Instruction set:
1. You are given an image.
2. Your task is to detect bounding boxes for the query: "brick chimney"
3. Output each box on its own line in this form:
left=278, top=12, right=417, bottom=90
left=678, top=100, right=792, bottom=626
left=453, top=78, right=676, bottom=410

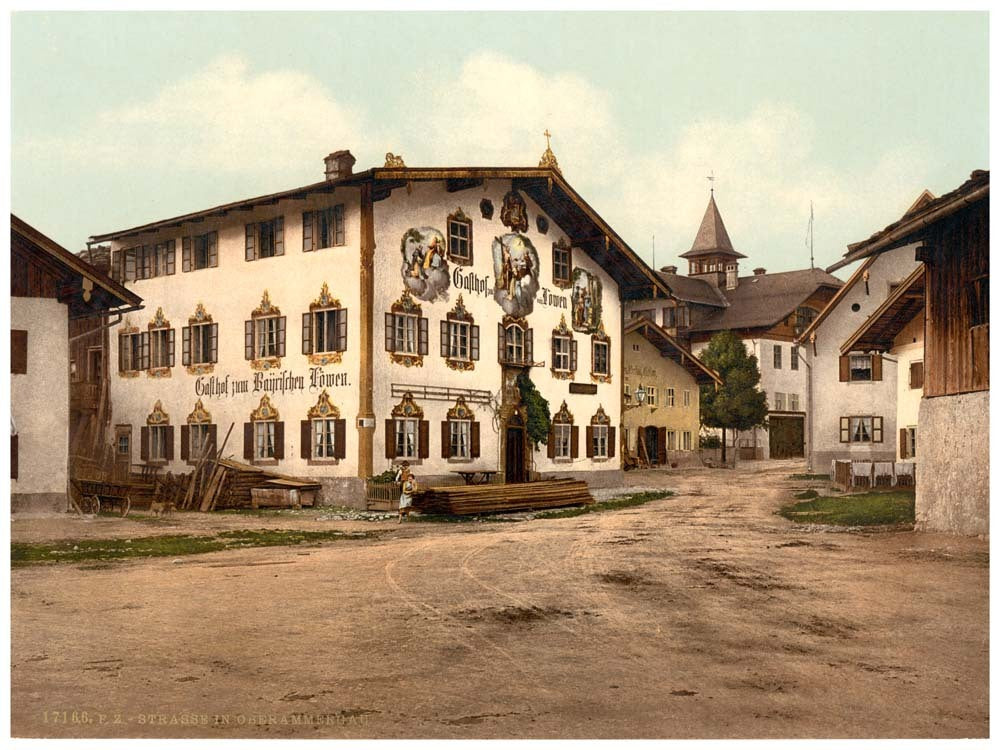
left=324, top=150, right=356, bottom=181
left=753, top=267, right=767, bottom=275
left=660, top=265, right=678, bottom=274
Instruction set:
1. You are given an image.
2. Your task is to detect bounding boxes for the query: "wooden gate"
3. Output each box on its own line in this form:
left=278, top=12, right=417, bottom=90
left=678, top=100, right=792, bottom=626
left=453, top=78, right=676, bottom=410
left=769, top=416, right=804, bottom=459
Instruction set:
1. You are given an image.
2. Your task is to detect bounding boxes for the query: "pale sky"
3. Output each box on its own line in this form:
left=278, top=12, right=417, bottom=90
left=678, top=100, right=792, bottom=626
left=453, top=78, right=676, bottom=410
left=10, top=11, right=989, bottom=274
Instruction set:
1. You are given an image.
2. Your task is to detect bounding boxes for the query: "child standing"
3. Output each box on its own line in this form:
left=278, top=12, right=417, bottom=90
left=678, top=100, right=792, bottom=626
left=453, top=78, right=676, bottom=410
left=395, top=461, right=416, bottom=523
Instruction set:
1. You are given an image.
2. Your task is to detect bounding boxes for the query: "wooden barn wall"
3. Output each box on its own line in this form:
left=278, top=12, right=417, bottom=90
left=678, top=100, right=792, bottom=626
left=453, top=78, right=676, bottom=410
left=924, top=199, right=989, bottom=397
left=10, top=236, right=63, bottom=299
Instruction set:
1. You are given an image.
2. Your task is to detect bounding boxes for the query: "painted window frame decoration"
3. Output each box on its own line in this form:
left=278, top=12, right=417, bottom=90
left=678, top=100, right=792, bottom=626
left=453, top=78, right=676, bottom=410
left=246, top=394, right=283, bottom=464
left=590, top=322, right=612, bottom=384
left=446, top=208, right=473, bottom=266
left=498, top=315, right=533, bottom=368
left=118, top=317, right=146, bottom=377
left=550, top=314, right=578, bottom=380
left=182, top=302, right=218, bottom=376
left=548, top=400, right=577, bottom=462
left=182, top=230, right=218, bottom=272
left=147, top=307, right=175, bottom=378
left=552, top=237, right=573, bottom=289
left=571, top=267, right=603, bottom=334
left=303, top=282, right=348, bottom=366
left=839, top=415, right=884, bottom=444
left=442, top=396, right=480, bottom=463
left=245, top=290, right=287, bottom=371
left=142, top=400, right=173, bottom=465
left=182, top=398, right=216, bottom=464
left=492, top=233, right=541, bottom=318
left=302, top=389, right=346, bottom=463
left=586, top=405, right=615, bottom=461
left=440, top=295, right=480, bottom=371
left=386, top=391, right=429, bottom=462
left=385, top=290, right=428, bottom=367
left=400, top=226, right=450, bottom=302
left=302, top=205, right=346, bottom=252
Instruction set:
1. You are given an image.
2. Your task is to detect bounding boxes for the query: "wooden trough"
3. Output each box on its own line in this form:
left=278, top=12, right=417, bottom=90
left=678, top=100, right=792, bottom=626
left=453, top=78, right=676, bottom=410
left=416, top=479, right=594, bottom=516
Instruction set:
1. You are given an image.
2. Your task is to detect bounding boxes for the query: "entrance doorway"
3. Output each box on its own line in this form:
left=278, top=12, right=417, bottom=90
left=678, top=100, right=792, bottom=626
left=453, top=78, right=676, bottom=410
left=113, top=425, right=132, bottom=480
left=769, top=416, right=805, bottom=458
left=505, top=415, right=526, bottom=484
left=642, top=426, right=659, bottom=465
left=88, top=347, right=103, bottom=384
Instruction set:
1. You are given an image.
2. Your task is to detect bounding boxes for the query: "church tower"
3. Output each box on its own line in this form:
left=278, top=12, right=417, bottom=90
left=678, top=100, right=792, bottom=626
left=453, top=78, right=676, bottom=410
left=680, top=192, right=746, bottom=290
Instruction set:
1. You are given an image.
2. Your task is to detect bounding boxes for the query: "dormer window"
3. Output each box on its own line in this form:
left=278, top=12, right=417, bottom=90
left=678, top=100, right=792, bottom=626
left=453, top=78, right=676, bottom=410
left=726, top=263, right=738, bottom=289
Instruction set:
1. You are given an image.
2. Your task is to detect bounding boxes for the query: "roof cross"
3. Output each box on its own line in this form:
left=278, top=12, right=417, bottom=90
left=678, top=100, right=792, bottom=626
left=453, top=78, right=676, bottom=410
left=544, top=129, right=552, bottom=149
left=706, top=170, right=715, bottom=195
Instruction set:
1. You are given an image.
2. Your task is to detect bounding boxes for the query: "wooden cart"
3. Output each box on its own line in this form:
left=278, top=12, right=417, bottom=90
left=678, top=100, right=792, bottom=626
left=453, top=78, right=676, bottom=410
left=70, top=477, right=135, bottom=517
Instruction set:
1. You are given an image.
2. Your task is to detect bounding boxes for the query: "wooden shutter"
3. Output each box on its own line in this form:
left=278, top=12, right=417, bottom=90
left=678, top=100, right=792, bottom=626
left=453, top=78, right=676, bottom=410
left=276, top=317, right=286, bottom=357
left=167, top=328, right=176, bottom=367
left=471, top=422, right=480, bottom=458
left=111, top=250, right=121, bottom=281
left=336, top=309, right=347, bottom=351
left=165, top=241, right=176, bottom=275
left=571, top=426, right=580, bottom=459
left=302, top=313, right=313, bottom=355
left=872, top=354, right=883, bottom=381
left=182, top=237, right=192, bottom=272
left=441, top=320, right=449, bottom=358
left=245, top=321, right=254, bottom=359
left=208, top=424, right=217, bottom=454
left=899, top=429, right=908, bottom=459
left=910, top=361, right=924, bottom=389
left=182, top=326, right=191, bottom=366
left=498, top=322, right=505, bottom=363
left=657, top=427, right=667, bottom=464
left=525, top=328, right=533, bottom=364
left=118, top=334, right=125, bottom=374
left=165, top=426, right=175, bottom=460
left=11, top=330, right=27, bottom=374
left=551, top=337, right=558, bottom=368
left=210, top=323, right=218, bottom=362
left=124, top=248, right=136, bottom=281
left=570, top=339, right=578, bottom=372
left=839, top=355, right=850, bottom=382
left=441, top=421, right=450, bottom=458
left=244, top=422, right=254, bottom=459
left=839, top=417, right=850, bottom=443
left=302, top=211, right=314, bottom=251
left=274, top=422, right=285, bottom=459
left=418, top=317, right=428, bottom=356
left=585, top=426, right=594, bottom=458
left=418, top=420, right=429, bottom=459
left=547, top=427, right=555, bottom=459
left=385, top=420, right=395, bottom=459
left=385, top=313, right=395, bottom=351
left=11, top=434, right=17, bottom=480
left=334, top=419, right=346, bottom=460
left=872, top=417, right=883, bottom=443
left=140, top=426, right=149, bottom=461
left=140, top=332, right=150, bottom=370
left=301, top=420, right=312, bottom=460
left=608, top=427, right=616, bottom=458
left=274, top=216, right=285, bottom=256
left=245, top=223, right=256, bottom=261
left=470, top=325, right=480, bottom=361
left=208, top=232, right=218, bottom=267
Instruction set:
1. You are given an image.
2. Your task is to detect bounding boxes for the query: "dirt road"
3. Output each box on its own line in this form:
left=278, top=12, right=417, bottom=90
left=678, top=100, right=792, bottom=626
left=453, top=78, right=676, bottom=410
left=11, top=463, right=988, bottom=738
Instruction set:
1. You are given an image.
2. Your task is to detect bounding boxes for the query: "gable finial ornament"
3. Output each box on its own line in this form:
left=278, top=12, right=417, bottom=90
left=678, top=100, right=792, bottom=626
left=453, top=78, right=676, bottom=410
left=384, top=152, right=406, bottom=168
left=190, top=302, right=211, bottom=324
left=307, top=389, right=341, bottom=419
left=147, top=400, right=170, bottom=425
left=311, top=282, right=341, bottom=310
left=447, top=396, right=475, bottom=421
left=149, top=306, right=170, bottom=329
left=591, top=404, right=611, bottom=425
left=553, top=400, right=574, bottom=424
left=538, top=128, right=562, bottom=174
left=187, top=398, right=212, bottom=425
left=251, top=394, right=279, bottom=422
left=252, top=289, right=280, bottom=318
left=391, top=391, right=424, bottom=419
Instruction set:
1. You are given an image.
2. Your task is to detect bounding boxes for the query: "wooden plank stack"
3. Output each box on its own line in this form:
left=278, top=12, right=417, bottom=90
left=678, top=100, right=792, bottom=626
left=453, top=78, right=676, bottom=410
left=416, top=479, right=594, bottom=516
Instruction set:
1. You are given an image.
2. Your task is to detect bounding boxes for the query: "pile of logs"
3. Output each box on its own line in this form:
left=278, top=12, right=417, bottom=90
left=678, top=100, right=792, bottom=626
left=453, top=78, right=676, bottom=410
left=416, top=479, right=594, bottom=516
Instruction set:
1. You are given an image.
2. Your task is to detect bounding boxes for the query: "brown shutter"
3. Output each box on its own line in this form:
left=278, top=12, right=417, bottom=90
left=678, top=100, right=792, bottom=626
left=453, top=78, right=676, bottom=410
left=385, top=420, right=395, bottom=459
left=167, top=328, right=176, bottom=368
left=111, top=250, right=122, bottom=281
left=525, top=328, right=533, bottom=364
left=585, top=426, right=594, bottom=458
left=165, top=241, right=176, bottom=275
left=441, top=320, right=449, bottom=358
left=840, top=417, right=850, bottom=443
left=301, top=420, right=312, bottom=460
left=336, top=309, right=348, bottom=352
left=872, top=354, right=883, bottom=381
left=273, top=422, right=285, bottom=459
left=498, top=322, right=505, bottom=363
left=334, top=419, right=346, bottom=460
left=441, top=421, right=450, bottom=458
left=276, top=317, right=286, bottom=358
left=140, top=426, right=150, bottom=461
left=245, top=223, right=256, bottom=261
left=181, top=425, right=190, bottom=461
left=302, top=313, right=312, bottom=355
left=570, top=339, right=578, bottom=372
left=208, top=424, right=217, bottom=454
left=547, top=426, right=555, bottom=459
left=274, top=216, right=284, bottom=255
left=182, top=237, right=191, bottom=271
left=571, top=426, right=579, bottom=459
left=11, top=434, right=17, bottom=480
left=608, top=427, right=616, bottom=458
left=208, top=232, right=218, bottom=267
left=910, top=361, right=924, bottom=389
left=11, top=330, right=27, bottom=374
left=210, top=323, right=218, bottom=362
left=302, top=211, right=314, bottom=251
left=418, top=420, right=429, bottom=459
left=182, top=326, right=191, bottom=366
left=165, top=426, right=175, bottom=460
left=899, top=429, right=908, bottom=459
left=839, top=355, right=850, bottom=382
left=471, top=421, right=480, bottom=458
left=244, top=422, right=254, bottom=459
left=470, top=325, right=479, bottom=361
left=245, top=320, right=254, bottom=359
left=657, top=427, right=668, bottom=464
left=385, top=313, right=395, bottom=352
left=872, top=417, right=883, bottom=443
left=418, top=317, right=428, bottom=356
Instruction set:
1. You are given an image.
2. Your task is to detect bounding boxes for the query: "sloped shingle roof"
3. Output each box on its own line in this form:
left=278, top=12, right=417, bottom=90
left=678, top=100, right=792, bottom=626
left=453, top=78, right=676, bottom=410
left=679, top=195, right=747, bottom=259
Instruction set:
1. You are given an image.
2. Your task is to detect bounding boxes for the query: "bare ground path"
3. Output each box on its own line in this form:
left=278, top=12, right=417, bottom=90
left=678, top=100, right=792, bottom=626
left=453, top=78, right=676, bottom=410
left=11, top=462, right=988, bottom=738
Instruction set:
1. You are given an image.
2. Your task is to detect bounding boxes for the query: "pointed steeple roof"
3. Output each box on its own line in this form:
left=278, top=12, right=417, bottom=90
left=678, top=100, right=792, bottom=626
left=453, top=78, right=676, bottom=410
left=679, top=194, right=747, bottom=259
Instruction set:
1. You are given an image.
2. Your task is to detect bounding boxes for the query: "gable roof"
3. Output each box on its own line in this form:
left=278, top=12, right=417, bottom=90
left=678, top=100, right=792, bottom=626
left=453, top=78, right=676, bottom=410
left=839, top=265, right=925, bottom=355
left=656, top=270, right=728, bottom=307
left=794, top=255, right=878, bottom=344
left=11, top=214, right=142, bottom=319
left=679, top=194, right=747, bottom=259
left=89, top=165, right=672, bottom=302
left=624, top=318, right=722, bottom=386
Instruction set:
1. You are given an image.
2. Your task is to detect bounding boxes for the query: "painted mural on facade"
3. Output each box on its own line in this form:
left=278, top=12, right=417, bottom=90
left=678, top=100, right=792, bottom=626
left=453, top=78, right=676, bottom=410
left=400, top=226, right=450, bottom=302
left=572, top=267, right=603, bottom=333
left=492, top=232, right=540, bottom=318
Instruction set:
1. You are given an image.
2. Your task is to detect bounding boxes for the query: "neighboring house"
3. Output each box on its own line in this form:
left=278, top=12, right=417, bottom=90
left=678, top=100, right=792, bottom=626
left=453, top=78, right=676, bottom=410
left=826, top=170, right=988, bottom=536
left=625, top=191, right=842, bottom=459
left=10, top=216, right=142, bottom=512
left=622, top=317, right=722, bottom=466
left=89, top=149, right=670, bottom=507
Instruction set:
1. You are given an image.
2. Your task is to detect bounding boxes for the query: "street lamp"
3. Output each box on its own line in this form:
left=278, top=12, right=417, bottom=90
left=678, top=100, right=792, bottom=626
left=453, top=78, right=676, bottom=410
left=625, top=384, right=648, bottom=411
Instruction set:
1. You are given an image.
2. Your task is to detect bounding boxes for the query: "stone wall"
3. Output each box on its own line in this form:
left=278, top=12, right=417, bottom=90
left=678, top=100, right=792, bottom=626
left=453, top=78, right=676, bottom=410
left=916, top=391, right=989, bottom=536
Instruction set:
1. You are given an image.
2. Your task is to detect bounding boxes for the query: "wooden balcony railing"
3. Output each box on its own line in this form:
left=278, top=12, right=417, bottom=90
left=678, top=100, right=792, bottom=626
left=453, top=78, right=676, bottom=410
left=70, top=381, right=100, bottom=411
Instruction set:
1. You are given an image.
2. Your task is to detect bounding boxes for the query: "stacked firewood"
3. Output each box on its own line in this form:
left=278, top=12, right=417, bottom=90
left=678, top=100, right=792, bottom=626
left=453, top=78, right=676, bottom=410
left=417, top=479, right=594, bottom=516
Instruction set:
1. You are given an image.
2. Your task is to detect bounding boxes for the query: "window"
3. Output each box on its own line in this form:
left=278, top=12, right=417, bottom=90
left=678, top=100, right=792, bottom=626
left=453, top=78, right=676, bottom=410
left=909, top=360, right=924, bottom=390
left=190, top=423, right=212, bottom=458
left=256, top=317, right=281, bottom=358
left=149, top=328, right=171, bottom=369
left=149, top=425, right=170, bottom=462
left=666, top=388, right=675, bottom=407
left=849, top=354, right=872, bottom=381
left=682, top=431, right=692, bottom=450
left=245, top=395, right=284, bottom=463
left=308, top=308, right=348, bottom=354
left=499, top=320, right=533, bottom=366
left=395, top=419, right=419, bottom=459
left=646, top=385, right=657, bottom=406
left=313, top=419, right=337, bottom=459
left=256, top=421, right=277, bottom=460
left=549, top=401, right=578, bottom=461
left=774, top=392, right=786, bottom=411
left=725, top=264, right=738, bottom=288
left=553, top=423, right=573, bottom=459
left=789, top=393, right=800, bottom=411
left=303, top=206, right=346, bottom=251
left=447, top=209, right=472, bottom=264
left=790, top=345, right=800, bottom=371
left=141, top=402, right=173, bottom=464
left=683, top=389, right=691, bottom=407
left=392, top=313, right=418, bottom=354
left=839, top=416, right=884, bottom=444
left=119, top=330, right=147, bottom=373
left=591, top=337, right=610, bottom=379
left=794, top=306, right=818, bottom=336
left=126, top=241, right=176, bottom=280
left=440, top=301, right=480, bottom=367
left=183, top=321, right=218, bottom=367
left=553, top=336, right=571, bottom=371
left=667, top=430, right=677, bottom=450
left=675, top=306, right=690, bottom=328
left=552, top=239, right=572, bottom=287
left=117, top=434, right=130, bottom=455
left=449, top=420, right=471, bottom=459
left=662, top=307, right=675, bottom=328
left=900, top=426, right=917, bottom=459
left=11, top=330, right=27, bottom=374
left=840, top=352, right=882, bottom=383
left=183, top=231, right=218, bottom=271
left=966, top=273, right=988, bottom=328
left=245, top=217, right=285, bottom=261
left=591, top=425, right=609, bottom=458
left=773, top=344, right=782, bottom=369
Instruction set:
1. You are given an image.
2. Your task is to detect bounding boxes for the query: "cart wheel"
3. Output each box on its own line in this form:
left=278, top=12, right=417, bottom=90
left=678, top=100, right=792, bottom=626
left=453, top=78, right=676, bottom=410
left=120, top=496, right=131, bottom=518
left=83, top=495, right=100, bottom=515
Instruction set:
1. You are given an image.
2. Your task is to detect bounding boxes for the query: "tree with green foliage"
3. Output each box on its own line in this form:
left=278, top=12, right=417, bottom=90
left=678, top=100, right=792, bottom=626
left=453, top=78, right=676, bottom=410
left=516, top=373, right=551, bottom=450
left=698, top=331, right=769, bottom=462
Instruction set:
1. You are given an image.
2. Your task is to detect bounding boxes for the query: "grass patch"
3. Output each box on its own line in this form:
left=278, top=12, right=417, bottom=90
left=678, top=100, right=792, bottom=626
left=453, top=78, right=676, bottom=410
left=793, top=489, right=819, bottom=500
left=778, top=490, right=914, bottom=526
left=788, top=473, right=830, bottom=481
left=536, top=491, right=673, bottom=519
left=11, top=529, right=379, bottom=567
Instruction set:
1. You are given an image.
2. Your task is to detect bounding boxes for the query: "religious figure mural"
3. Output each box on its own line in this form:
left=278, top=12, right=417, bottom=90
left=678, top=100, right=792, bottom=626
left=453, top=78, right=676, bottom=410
left=492, top=233, right=540, bottom=318
left=399, top=227, right=450, bottom=302
left=571, top=268, right=603, bottom=333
